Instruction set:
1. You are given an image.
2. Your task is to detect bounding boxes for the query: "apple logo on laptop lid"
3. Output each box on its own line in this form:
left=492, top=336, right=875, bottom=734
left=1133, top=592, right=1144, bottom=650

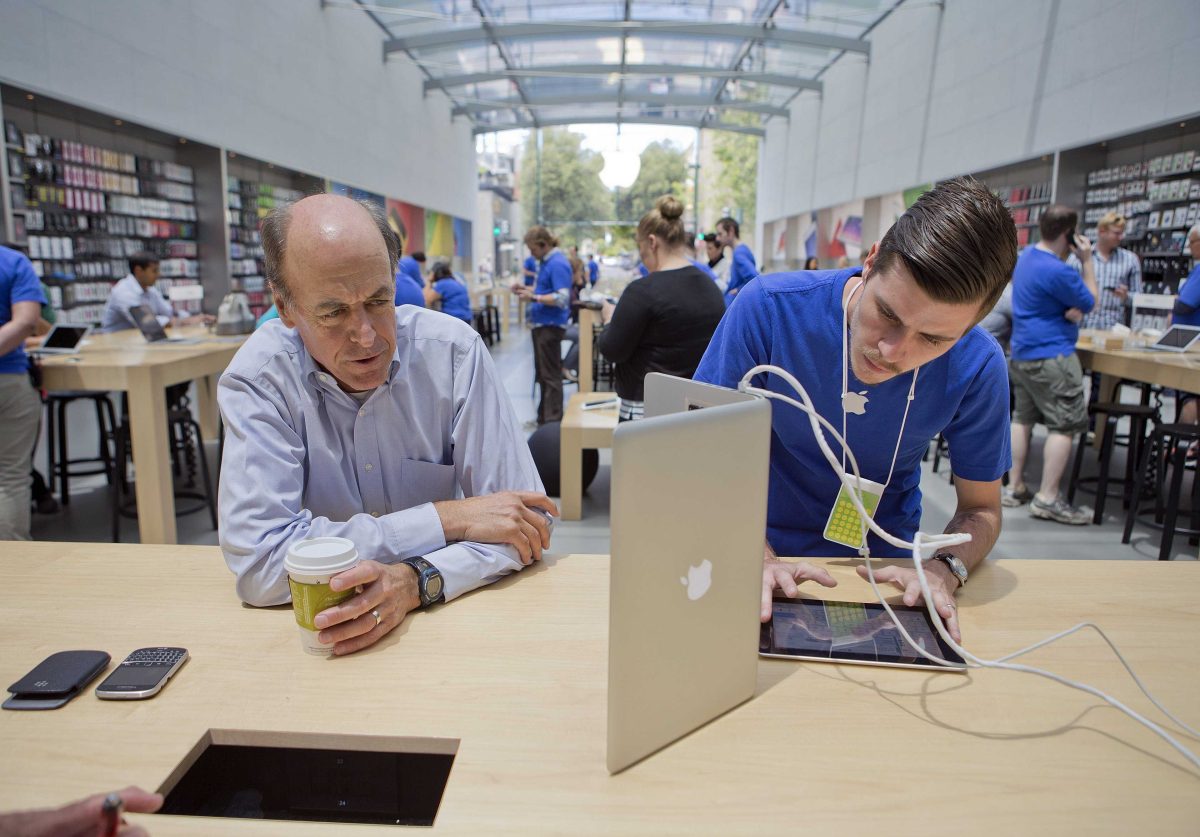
left=680, top=560, right=713, bottom=601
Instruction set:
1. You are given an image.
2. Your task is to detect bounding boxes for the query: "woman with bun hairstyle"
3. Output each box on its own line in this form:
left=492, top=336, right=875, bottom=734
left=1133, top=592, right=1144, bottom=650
left=515, top=226, right=573, bottom=425
left=596, top=196, right=726, bottom=421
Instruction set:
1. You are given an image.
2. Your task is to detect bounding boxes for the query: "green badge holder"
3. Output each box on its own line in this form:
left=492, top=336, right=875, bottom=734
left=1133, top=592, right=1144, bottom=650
left=823, top=475, right=885, bottom=548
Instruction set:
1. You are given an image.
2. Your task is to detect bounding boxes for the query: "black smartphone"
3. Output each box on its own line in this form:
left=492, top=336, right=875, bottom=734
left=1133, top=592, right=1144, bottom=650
left=95, top=647, right=188, bottom=700
left=1066, top=226, right=1077, bottom=247
left=4, top=650, right=111, bottom=710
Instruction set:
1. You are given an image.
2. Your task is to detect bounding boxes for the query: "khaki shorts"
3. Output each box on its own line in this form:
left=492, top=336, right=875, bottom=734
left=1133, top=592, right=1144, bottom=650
left=1009, top=353, right=1088, bottom=435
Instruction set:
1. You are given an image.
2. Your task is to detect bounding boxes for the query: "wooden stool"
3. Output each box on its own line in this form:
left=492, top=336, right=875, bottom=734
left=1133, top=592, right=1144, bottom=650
left=1067, top=401, right=1157, bottom=524
left=1121, top=423, right=1200, bottom=560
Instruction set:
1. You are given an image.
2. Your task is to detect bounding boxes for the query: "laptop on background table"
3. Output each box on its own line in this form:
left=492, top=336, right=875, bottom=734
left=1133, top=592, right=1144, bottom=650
left=29, top=323, right=90, bottom=356
left=129, top=305, right=193, bottom=344
left=607, top=377, right=771, bottom=773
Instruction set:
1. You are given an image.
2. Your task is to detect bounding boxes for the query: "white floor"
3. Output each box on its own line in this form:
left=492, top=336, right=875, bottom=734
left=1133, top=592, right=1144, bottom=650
left=32, top=319, right=1197, bottom=562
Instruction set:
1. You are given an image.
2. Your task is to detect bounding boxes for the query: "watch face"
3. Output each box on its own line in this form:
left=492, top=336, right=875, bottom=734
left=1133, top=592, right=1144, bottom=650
left=424, top=571, right=444, bottom=602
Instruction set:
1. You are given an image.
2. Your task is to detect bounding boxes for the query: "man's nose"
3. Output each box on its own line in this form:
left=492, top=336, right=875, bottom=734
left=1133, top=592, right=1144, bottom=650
left=348, top=308, right=377, bottom=344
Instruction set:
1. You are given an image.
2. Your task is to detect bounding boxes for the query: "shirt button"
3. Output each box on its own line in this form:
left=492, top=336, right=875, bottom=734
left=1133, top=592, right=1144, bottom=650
left=319, top=374, right=329, bottom=383
left=359, top=407, right=367, bottom=417
left=371, top=511, right=380, bottom=518
left=364, top=463, right=374, bottom=472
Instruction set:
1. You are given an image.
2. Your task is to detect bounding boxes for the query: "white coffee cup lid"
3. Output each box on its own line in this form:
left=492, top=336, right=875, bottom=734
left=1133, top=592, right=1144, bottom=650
left=284, top=536, right=359, bottom=575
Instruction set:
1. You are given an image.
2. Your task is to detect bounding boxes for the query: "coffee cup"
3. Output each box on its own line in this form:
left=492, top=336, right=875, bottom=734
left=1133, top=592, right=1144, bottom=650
left=284, top=537, right=360, bottom=655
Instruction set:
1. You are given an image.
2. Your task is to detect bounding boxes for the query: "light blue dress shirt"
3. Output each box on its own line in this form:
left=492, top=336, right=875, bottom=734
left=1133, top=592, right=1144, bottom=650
left=100, top=274, right=175, bottom=333
left=218, top=306, right=545, bottom=607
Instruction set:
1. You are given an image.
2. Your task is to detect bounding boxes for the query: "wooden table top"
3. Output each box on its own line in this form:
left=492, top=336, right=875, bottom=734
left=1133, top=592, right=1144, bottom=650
left=1, top=542, right=1197, bottom=835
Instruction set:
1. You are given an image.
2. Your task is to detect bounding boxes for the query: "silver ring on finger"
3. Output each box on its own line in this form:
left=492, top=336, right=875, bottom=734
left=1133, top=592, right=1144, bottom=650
left=371, top=608, right=382, bottom=627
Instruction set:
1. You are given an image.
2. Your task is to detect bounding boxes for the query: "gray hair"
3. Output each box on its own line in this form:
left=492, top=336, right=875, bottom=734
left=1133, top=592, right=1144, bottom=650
left=262, top=198, right=400, bottom=309
left=1188, top=224, right=1200, bottom=242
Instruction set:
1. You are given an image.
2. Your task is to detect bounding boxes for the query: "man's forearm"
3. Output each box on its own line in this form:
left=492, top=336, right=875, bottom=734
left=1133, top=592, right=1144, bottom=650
left=0, top=316, right=36, bottom=357
left=943, top=505, right=1001, bottom=574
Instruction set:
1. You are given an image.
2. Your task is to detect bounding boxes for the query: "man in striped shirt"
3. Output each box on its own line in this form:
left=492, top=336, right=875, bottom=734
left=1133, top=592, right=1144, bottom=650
left=1075, top=212, right=1141, bottom=330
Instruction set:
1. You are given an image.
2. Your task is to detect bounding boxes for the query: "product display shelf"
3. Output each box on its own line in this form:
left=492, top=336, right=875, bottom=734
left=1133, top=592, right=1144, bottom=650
left=4, top=121, right=203, bottom=325
left=226, top=176, right=304, bottom=319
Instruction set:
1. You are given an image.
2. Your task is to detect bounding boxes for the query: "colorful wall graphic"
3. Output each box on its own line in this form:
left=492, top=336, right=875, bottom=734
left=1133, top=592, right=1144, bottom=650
left=825, top=199, right=865, bottom=262
left=425, top=209, right=455, bottom=259
left=453, top=217, right=473, bottom=269
left=328, top=181, right=384, bottom=210
left=386, top=199, right=425, bottom=258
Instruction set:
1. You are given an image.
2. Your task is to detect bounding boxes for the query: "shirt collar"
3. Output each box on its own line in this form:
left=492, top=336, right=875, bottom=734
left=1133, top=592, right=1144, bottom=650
left=298, top=319, right=403, bottom=396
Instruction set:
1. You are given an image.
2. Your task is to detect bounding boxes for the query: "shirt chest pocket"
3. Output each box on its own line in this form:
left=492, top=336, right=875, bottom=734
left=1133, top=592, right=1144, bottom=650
left=393, top=458, right=458, bottom=509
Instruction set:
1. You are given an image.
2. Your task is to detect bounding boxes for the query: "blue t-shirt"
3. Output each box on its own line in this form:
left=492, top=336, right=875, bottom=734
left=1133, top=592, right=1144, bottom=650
left=1174, top=265, right=1200, bottom=327
left=394, top=273, right=426, bottom=308
left=1010, top=246, right=1094, bottom=362
left=523, top=256, right=538, bottom=287
left=529, top=250, right=572, bottom=328
left=256, top=304, right=280, bottom=328
left=398, top=256, right=425, bottom=288
left=636, top=262, right=649, bottom=278
left=0, top=246, right=47, bottom=375
left=694, top=269, right=1011, bottom=558
left=588, top=259, right=599, bottom=286
left=433, top=277, right=472, bottom=322
left=723, top=243, right=758, bottom=305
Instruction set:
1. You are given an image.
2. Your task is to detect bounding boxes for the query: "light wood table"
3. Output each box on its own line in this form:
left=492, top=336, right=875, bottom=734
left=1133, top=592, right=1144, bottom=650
left=577, top=306, right=601, bottom=394
left=559, top=390, right=618, bottom=520
left=1075, top=339, right=1200, bottom=397
left=1, top=543, right=1198, bottom=834
left=36, top=327, right=244, bottom=544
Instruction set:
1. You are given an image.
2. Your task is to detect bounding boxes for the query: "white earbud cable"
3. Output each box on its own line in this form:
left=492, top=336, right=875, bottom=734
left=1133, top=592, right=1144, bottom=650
left=738, top=363, right=1200, bottom=770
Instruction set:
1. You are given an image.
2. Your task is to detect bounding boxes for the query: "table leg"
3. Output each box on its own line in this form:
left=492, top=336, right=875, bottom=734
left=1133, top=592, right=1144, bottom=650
left=560, top=425, right=583, bottom=520
left=195, top=373, right=221, bottom=440
left=126, top=367, right=177, bottom=544
left=1093, top=373, right=1119, bottom=449
left=579, top=308, right=595, bottom=394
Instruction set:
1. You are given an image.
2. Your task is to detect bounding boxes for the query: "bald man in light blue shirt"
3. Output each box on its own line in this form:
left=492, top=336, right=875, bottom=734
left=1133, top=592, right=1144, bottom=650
left=219, top=195, right=556, bottom=656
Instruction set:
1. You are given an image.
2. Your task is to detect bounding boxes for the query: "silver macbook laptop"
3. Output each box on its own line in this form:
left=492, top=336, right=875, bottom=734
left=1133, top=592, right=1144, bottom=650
left=607, top=381, right=771, bottom=773
left=30, top=324, right=90, bottom=355
left=642, top=371, right=758, bottom=418
left=1146, top=324, right=1200, bottom=353
left=129, top=304, right=190, bottom=343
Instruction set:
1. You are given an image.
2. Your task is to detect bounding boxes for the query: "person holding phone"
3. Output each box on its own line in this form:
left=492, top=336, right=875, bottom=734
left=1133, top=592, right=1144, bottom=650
left=1075, top=212, right=1140, bottom=330
left=1005, top=205, right=1098, bottom=524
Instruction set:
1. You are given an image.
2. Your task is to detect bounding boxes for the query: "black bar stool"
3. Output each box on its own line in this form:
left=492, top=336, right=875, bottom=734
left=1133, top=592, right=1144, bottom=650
left=1068, top=401, right=1157, bottom=524
left=1121, top=423, right=1200, bottom=560
left=44, top=391, right=118, bottom=505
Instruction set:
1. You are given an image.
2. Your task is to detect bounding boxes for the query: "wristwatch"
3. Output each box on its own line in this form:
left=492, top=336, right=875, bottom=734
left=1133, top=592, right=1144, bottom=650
left=931, top=552, right=968, bottom=588
left=400, top=556, right=445, bottom=607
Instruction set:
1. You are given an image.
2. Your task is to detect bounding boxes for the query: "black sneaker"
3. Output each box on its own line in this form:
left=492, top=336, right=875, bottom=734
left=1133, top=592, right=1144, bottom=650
left=1029, top=495, right=1090, bottom=525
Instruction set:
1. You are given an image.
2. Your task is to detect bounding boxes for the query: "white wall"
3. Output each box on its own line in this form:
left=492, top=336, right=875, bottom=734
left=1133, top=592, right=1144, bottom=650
left=0, top=0, right=476, bottom=219
left=759, top=0, right=1200, bottom=223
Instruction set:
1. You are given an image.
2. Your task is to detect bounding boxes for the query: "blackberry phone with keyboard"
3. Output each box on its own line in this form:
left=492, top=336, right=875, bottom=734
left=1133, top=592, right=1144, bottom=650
left=95, top=647, right=189, bottom=700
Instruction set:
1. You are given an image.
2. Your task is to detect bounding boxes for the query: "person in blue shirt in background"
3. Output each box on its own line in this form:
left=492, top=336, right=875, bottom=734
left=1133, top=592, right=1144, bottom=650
left=398, top=251, right=426, bottom=288
left=1005, top=205, right=1098, bottom=525
left=587, top=254, right=599, bottom=287
left=523, top=252, right=538, bottom=287
left=694, top=178, right=1016, bottom=641
left=1171, top=225, right=1200, bottom=428
left=424, top=262, right=472, bottom=323
left=715, top=216, right=758, bottom=305
left=515, top=226, right=573, bottom=426
left=394, top=264, right=426, bottom=309
left=0, top=244, right=46, bottom=540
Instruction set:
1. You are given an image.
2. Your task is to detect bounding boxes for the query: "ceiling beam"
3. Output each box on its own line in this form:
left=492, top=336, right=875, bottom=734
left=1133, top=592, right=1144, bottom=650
left=424, top=65, right=821, bottom=93
left=386, top=22, right=870, bottom=55
left=472, top=115, right=765, bottom=137
left=452, top=92, right=788, bottom=118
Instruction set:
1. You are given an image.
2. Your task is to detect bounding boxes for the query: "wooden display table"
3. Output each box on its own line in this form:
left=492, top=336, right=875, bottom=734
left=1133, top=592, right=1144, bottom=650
left=577, top=306, right=601, bottom=393
left=1, top=542, right=1197, bottom=834
left=559, top=391, right=618, bottom=520
left=36, top=327, right=244, bottom=544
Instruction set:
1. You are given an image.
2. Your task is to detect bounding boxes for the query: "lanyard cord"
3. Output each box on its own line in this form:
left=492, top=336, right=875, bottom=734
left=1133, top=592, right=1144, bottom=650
left=840, top=278, right=918, bottom=490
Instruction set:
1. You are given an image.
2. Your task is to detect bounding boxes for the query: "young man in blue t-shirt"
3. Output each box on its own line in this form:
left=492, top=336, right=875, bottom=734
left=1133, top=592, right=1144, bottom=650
left=694, top=178, right=1016, bottom=641
left=0, top=245, right=47, bottom=540
left=1172, top=225, right=1200, bottom=427
left=1006, top=206, right=1098, bottom=525
left=515, top=227, right=573, bottom=425
left=715, top=216, right=758, bottom=305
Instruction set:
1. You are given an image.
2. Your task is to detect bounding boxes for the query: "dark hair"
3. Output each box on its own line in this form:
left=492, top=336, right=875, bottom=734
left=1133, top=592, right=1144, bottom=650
left=129, top=251, right=160, bottom=273
left=703, top=232, right=719, bottom=245
left=524, top=225, right=559, bottom=249
left=804, top=256, right=819, bottom=270
left=637, top=195, right=688, bottom=248
left=1039, top=204, right=1078, bottom=243
left=411, top=251, right=426, bottom=262
left=430, top=261, right=453, bottom=281
left=717, top=217, right=739, bottom=238
left=262, top=198, right=401, bottom=309
left=872, top=176, right=1017, bottom=319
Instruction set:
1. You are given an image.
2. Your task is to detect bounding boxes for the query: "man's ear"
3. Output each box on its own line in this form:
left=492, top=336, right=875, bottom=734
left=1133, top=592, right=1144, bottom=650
left=274, top=291, right=297, bottom=328
left=860, top=241, right=880, bottom=277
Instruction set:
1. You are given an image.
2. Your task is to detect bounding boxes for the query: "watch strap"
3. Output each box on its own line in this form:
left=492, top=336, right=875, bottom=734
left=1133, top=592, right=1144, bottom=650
left=400, top=556, right=444, bottom=606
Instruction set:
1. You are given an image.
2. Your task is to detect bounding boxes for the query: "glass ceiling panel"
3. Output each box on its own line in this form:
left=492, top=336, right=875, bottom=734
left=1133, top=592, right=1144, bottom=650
left=348, top=0, right=896, bottom=130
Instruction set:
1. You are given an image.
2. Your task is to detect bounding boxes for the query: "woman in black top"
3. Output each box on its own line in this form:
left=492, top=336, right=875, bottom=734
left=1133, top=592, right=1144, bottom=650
left=596, top=195, right=727, bottom=421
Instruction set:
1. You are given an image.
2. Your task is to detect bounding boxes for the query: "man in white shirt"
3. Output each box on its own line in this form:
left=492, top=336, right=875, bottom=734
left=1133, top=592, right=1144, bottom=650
left=99, top=252, right=210, bottom=333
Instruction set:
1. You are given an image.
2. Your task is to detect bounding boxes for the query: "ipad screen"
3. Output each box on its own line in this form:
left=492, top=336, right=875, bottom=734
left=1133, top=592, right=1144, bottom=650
left=760, top=598, right=966, bottom=669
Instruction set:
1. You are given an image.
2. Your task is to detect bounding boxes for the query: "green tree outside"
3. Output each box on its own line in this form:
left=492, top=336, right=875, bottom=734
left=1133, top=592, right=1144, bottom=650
left=617, top=141, right=690, bottom=223
left=519, top=128, right=612, bottom=246
left=710, top=112, right=759, bottom=230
